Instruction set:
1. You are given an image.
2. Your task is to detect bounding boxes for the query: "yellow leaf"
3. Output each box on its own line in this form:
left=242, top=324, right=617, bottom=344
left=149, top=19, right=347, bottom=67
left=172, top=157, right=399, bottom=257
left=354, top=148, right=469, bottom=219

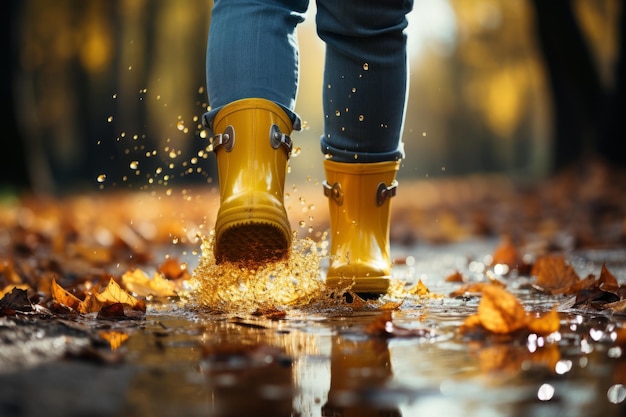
left=51, top=278, right=82, bottom=311
left=95, top=278, right=144, bottom=311
left=122, top=269, right=177, bottom=297
left=408, top=279, right=430, bottom=296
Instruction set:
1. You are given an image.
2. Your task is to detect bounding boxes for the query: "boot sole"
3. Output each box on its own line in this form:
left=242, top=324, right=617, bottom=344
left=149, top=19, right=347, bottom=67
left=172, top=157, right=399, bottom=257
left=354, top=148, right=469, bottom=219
left=214, top=201, right=291, bottom=265
left=326, top=275, right=390, bottom=295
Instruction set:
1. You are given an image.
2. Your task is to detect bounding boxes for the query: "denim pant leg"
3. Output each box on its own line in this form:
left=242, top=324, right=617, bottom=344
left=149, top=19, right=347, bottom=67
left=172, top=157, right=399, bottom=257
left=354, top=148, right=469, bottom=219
left=203, top=0, right=308, bottom=133
left=316, top=0, right=413, bottom=163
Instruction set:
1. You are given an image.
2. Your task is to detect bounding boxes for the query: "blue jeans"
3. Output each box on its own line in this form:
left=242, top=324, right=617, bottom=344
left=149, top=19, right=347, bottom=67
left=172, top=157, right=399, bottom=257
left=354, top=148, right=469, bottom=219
left=203, top=0, right=413, bottom=163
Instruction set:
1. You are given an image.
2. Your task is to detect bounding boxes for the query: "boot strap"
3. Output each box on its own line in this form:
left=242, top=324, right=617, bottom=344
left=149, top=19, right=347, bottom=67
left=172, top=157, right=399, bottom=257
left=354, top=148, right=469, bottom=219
left=322, top=180, right=398, bottom=206
left=211, top=125, right=292, bottom=154
left=376, top=181, right=398, bottom=206
left=322, top=181, right=344, bottom=205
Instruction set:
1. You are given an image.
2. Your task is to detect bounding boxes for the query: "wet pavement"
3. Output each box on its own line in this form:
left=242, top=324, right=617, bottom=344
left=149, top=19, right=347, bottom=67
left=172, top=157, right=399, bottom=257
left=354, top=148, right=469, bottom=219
left=3, top=237, right=626, bottom=417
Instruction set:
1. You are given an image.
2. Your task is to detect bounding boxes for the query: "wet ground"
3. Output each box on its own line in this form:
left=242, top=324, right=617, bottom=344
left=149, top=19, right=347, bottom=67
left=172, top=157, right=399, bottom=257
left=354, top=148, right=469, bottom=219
left=2, top=162, right=626, bottom=417
left=2, top=240, right=626, bottom=417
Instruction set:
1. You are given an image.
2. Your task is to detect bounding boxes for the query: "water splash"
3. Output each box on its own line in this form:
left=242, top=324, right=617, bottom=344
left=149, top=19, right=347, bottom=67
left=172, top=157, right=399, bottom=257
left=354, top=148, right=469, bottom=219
left=191, top=233, right=328, bottom=313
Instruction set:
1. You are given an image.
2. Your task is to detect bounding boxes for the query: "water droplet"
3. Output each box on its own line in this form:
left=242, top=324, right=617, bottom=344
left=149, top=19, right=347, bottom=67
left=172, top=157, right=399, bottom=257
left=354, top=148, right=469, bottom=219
left=169, top=150, right=177, bottom=159
left=351, top=87, right=357, bottom=93
left=129, top=161, right=139, bottom=170
left=537, top=383, right=554, bottom=401
left=363, top=63, right=369, bottom=70
left=107, top=116, right=113, bottom=123
left=608, top=384, right=626, bottom=404
left=97, top=174, right=106, bottom=183
left=299, top=221, right=306, bottom=228
left=177, top=120, right=185, bottom=131
left=358, top=115, right=365, bottom=122
left=291, top=147, right=301, bottom=157
left=335, top=110, right=341, bottom=116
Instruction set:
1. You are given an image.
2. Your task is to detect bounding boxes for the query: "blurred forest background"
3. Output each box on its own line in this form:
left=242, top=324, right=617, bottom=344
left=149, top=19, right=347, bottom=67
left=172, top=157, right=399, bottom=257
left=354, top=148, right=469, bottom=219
left=1, top=0, right=625, bottom=195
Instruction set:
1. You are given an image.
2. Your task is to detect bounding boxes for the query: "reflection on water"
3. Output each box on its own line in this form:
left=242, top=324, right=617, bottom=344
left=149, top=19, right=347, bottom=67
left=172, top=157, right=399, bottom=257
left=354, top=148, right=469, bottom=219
left=120, top=243, right=626, bottom=417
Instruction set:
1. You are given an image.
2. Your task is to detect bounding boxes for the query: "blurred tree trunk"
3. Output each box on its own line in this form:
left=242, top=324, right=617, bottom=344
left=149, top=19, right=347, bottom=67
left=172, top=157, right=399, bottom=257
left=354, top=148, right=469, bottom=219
left=530, top=0, right=626, bottom=173
left=599, top=2, right=626, bottom=166
left=1, top=0, right=30, bottom=191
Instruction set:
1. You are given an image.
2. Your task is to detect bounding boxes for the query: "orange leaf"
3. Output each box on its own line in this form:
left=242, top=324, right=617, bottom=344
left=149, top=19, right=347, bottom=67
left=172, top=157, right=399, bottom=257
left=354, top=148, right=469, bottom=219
left=51, top=278, right=82, bottom=311
left=527, top=309, right=561, bottom=336
left=491, top=235, right=521, bottom=271
left=408, top=279, right=430, bottom=296
left=476, top=285, right=528, bottom=334
left=450, top=281, right=505, bottom=298
left=445, top=271, right=464, bottom=282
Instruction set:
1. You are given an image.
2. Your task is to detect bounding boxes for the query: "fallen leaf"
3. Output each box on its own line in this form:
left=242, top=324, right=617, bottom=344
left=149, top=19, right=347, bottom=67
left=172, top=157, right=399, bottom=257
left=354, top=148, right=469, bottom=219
left=527, top=308, right=561, bottom=336
left=532, top=256, right=581, bottom=295
left=450, top=281, right=505, bottom=298
left=462, top=284, right=560, bottom=336
left=476, top=285, right=528, bottom=334
left=96, top=278, right=146, bottom=312
left=491, top=235, right=522, bottom=272
left=0, top=287, right=33, bottom=315
left=252, top=306, right=287, bottom=320
left=122, top=268, right=177, bottom=298
left=445, top=271, right=464, bottom=282
left=158, top=258, right=190, bottom=280
left=51, top=278, right=82, bottom=311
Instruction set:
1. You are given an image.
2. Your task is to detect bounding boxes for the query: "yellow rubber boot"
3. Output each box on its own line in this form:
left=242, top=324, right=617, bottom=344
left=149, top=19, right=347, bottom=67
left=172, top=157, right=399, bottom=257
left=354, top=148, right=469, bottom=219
left=323, top=159, right=400, bottom=294
left=211, top=98, right=293, bottom=264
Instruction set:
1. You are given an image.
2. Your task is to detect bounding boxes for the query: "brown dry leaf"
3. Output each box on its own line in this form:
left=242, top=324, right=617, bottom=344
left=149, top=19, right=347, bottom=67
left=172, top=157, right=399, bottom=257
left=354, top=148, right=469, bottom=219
left=604, top=299, right=626, bottom=314
left=121, top=269, right=177, bottom=298
left=0, top=287, right=33, bottom=314
left=491, top=235, right=521, bottom=271
left=158, top=258, right=190, bottom=280
left=445, top=271, right=464, bottom=282
left=0, top=284, right=30, bottom=299
left=598, top=262, right=619, bottom=293
left=252, top=306, right=287, bottom=320
left=533, top=256, right=581, bottom=295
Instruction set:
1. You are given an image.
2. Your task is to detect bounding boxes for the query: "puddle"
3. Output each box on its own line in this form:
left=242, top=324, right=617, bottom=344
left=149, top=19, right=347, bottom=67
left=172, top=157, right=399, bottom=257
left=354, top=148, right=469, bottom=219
left=111, top=240, right=626, bottom=417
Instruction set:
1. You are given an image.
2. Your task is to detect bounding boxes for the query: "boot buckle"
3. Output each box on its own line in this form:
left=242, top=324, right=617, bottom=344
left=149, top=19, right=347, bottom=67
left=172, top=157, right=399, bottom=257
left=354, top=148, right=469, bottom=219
left=322, top=181, right=344, bottom=205
left=376, top=181, right=398, bottom=206
left=211, top=125, right=235, bottom=152
left=270, top=125, right=293, bottom=154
